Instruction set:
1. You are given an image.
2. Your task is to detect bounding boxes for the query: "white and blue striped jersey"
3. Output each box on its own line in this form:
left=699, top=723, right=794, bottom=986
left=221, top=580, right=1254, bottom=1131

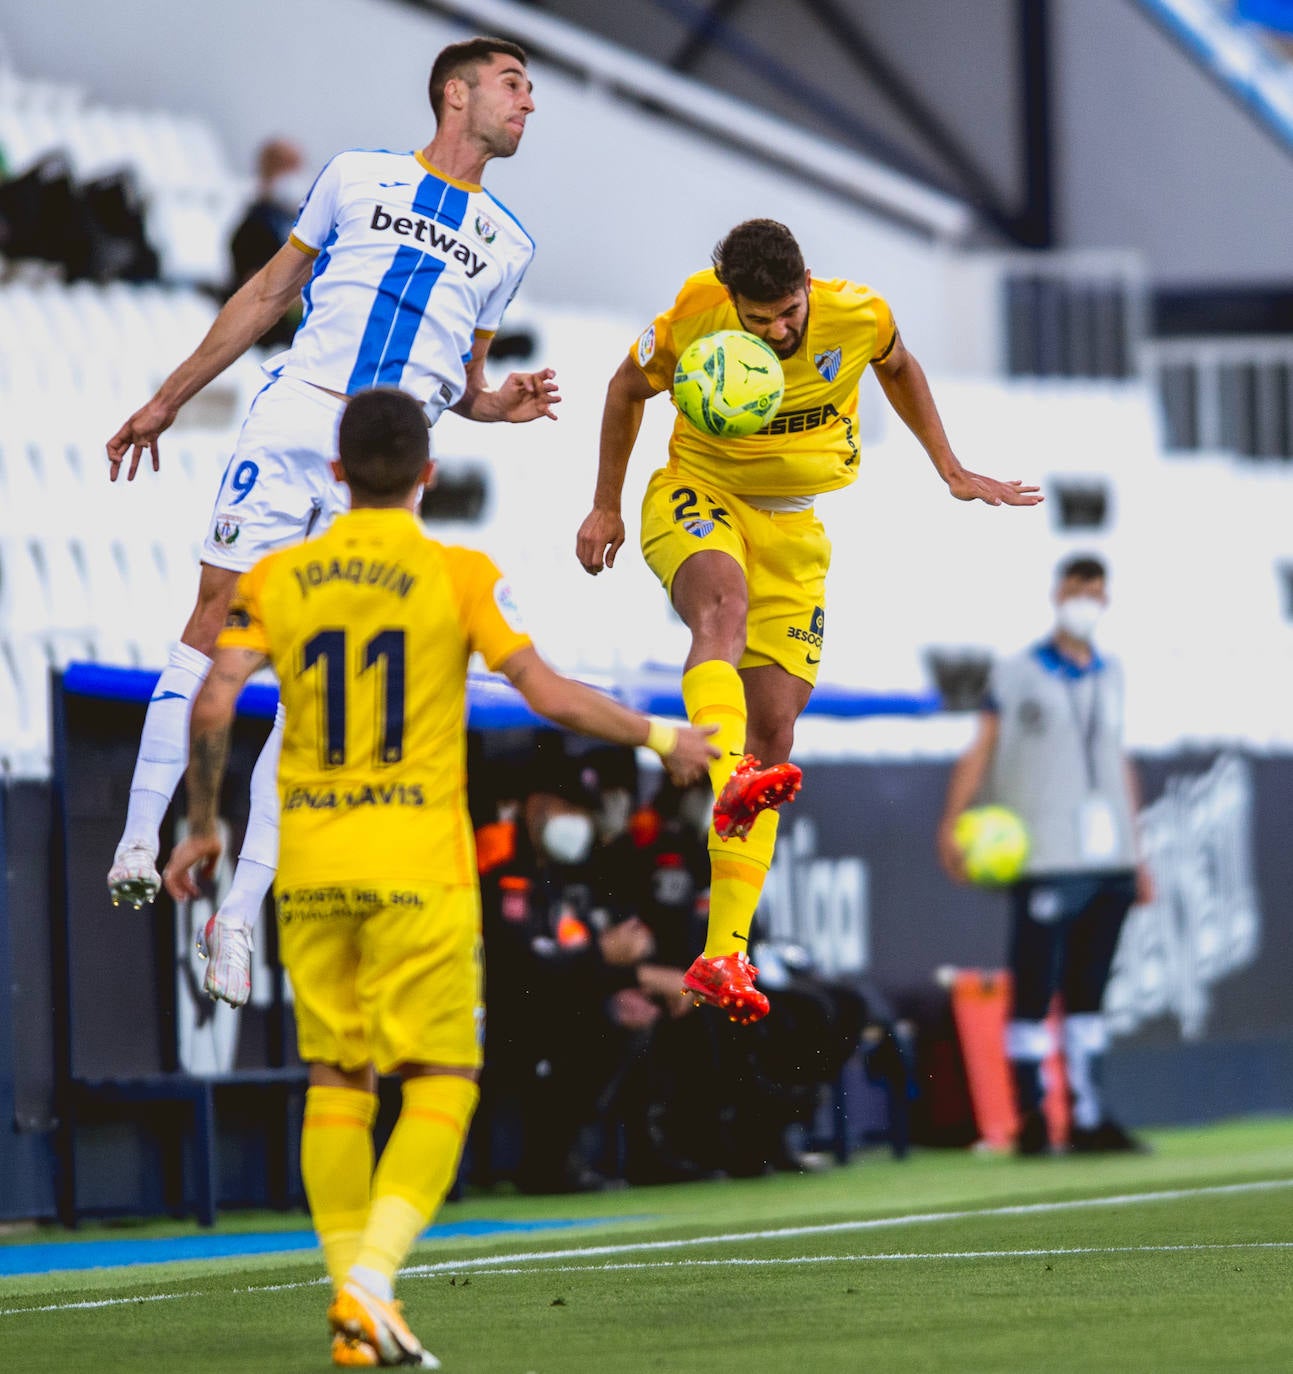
left=268, top=148, right=534, bottom=423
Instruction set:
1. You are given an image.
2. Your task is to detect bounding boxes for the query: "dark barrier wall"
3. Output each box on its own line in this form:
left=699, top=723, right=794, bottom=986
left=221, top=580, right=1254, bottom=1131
left=2, top=684, right=1290, bottom=1218
left=0, top=781, right=57, bottom=1220
left=755, top=750, right=1293, bottom=1125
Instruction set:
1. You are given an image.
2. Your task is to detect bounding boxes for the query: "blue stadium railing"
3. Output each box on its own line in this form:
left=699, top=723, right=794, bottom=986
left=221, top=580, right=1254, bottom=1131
left=60, top=660, right=942, bottom=725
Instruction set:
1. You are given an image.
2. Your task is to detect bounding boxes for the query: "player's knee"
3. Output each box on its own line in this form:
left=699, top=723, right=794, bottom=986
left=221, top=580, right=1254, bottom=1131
left=686, top=595, right=746, bottom=654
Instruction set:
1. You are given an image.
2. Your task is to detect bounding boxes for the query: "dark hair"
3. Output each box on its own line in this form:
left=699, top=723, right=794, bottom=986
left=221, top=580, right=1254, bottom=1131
left=524, top=731, right=601, bottom=810
left=337, top=388, right=429, bottom=501
left=1057, top=553, right=1108, bottom=583
left=712, top=219, right=806, bottom=302
left=428, top=36, right=528, bottom=120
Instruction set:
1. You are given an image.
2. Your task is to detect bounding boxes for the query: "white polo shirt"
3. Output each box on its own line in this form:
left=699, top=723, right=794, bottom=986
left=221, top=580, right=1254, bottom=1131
left=985, top=640, right=1137, bottom=875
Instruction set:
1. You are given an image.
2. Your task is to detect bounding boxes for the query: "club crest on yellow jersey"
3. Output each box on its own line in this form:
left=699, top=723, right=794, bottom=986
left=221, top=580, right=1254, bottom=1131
left=814, top=347, right=842, bottom=381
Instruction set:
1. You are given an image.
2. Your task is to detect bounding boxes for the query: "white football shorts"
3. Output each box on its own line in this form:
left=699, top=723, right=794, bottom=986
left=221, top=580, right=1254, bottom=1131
left=201, top=376, right=350, bottom=573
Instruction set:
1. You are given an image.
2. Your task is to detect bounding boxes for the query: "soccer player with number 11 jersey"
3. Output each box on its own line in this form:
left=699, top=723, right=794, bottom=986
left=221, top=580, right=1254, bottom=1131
left=164, top=388, right=717, bottom=1367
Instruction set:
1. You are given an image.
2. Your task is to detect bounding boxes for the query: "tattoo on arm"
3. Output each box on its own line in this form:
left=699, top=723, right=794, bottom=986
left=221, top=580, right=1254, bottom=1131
left=188, top=725, right=232, bottom=832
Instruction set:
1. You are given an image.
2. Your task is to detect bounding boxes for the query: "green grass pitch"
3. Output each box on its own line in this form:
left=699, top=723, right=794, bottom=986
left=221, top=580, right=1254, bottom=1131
left=2, top=1116, right=1291, bottom=1372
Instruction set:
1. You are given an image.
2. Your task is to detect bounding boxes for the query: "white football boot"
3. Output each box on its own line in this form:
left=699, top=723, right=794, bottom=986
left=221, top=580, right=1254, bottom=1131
left=107, top=841, right=161, bottom=908
left=196, top=913, right=254, bottom=1009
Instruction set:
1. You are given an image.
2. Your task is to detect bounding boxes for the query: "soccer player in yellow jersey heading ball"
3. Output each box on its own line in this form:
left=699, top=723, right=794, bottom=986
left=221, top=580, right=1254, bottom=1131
left=164, top=388, right=716, bottom=1370
left=576, top=218, right=1043, bottom=1026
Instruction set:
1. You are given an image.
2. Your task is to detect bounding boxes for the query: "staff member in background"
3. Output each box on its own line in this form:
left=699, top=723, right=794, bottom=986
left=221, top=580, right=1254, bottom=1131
left=228, top=137, right=309, bottom=349
left=937, top=553, right=1154, bottom=1156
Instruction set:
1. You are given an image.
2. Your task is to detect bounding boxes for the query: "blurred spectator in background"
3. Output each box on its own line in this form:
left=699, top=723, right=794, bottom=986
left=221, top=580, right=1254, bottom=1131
left=597, top=768, right=871, bottom=1181
left=937, top=553, right=1154, bottom=1156
left=476, top=735, right=658, bottom=1192
left=228, top=137, right=307, bottom=348
left=0, top=150, right=158, bottom=282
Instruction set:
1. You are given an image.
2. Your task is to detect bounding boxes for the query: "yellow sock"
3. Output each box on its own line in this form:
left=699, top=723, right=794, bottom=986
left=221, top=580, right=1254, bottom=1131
left=351, top=1074, right=480, bottom=1289
left=300, top=1085, right=377, bottom=1293
left=704, top=810, right=779, bottom=957
left=681, top=659, right=747, bottom=800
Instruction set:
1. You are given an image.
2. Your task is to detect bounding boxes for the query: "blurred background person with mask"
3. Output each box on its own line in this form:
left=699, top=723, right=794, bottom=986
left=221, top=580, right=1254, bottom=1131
left=228, top=136, right=308, bottom=349
left=474, top=735, right=655, bottom=1192
left=937, top=554, right=1154, bottom=1157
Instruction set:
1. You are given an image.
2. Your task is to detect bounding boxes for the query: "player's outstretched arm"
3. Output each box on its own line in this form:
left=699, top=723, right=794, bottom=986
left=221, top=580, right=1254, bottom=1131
left=452, top=333, right=561, bottom=422
left=499, top=645, right=718, bottom=785
left=576, top=356, right=662, bottom=575
left=163, top=647, right=269, bottom=899
left=873, top=332, right=1043, bottom=508
left=106, top=241, right=315, bottom=482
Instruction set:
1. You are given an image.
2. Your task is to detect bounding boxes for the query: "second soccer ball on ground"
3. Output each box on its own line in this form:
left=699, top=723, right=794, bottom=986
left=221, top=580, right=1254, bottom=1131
left=672, top=329, right=785, bottom=437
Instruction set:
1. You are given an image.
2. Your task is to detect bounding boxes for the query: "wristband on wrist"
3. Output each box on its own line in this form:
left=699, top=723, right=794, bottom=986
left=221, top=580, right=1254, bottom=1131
left=645, top=717, right=679, bottom=759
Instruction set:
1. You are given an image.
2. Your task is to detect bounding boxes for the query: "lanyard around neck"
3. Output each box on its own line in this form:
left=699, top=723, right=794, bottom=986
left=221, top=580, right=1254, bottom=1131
left=1063, top=672, right=1101, bottom=791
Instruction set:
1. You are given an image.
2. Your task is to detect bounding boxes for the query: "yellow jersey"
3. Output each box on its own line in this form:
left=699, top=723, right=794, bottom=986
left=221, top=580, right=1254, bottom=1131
left=218, top=507, right=531, bottom=889
left=633, top=269, right=896, bottom=498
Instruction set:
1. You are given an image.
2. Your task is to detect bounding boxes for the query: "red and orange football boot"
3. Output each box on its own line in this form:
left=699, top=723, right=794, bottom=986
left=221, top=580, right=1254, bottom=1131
left=682, top=951, right=770, bottom=1024
left=712, top=755, right=802, bottom=841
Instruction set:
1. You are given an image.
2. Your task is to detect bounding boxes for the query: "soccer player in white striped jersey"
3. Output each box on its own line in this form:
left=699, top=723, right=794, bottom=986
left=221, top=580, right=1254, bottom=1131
left=104, top=37, right=559, bottom=986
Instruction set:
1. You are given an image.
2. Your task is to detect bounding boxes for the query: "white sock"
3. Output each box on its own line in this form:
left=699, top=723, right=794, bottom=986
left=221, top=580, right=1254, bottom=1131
left=348, top=1263, right=394, bottom=1302
left=217, top=707, right=283, bottom=929
left=119, top=642, right=213, bottom=852
left=1064, top=1012, right=1109, bottom=1130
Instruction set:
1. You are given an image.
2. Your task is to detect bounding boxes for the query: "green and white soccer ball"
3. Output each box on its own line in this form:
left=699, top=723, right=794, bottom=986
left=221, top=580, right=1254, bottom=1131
left=672, top=329, right=785, bottom=437
left=953, top=805, right=1030, bottom=886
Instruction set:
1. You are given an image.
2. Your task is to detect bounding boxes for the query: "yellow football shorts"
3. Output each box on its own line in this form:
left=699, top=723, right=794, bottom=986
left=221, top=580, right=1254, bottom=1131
left=276, top=882, right=484, bottom=1075
left=640, top=466, right=831, bottom=686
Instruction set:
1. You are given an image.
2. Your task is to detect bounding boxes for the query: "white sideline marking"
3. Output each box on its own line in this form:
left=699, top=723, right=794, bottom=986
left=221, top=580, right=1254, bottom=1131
left=3, top=1177, right=1289, bottom=1318
left=449, top=1241, right=1293, bottom=1277
left=402, top=1177, right=1293, bottom=1277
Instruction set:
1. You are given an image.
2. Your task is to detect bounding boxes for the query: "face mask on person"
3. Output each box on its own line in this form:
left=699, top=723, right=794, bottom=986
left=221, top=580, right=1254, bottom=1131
left=270, top=172, right=312, bottom=212
left=1056, top=596, right=1105, bottom=642
left=541, top=812, right=594, bottom=865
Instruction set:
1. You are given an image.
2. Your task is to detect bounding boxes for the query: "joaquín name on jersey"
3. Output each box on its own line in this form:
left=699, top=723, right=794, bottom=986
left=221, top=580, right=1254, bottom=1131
left=271, top=148, right=535, bottom=424
left=633, top=269, right=896, bottom=498
left=218, top=507, right=531, bottom=890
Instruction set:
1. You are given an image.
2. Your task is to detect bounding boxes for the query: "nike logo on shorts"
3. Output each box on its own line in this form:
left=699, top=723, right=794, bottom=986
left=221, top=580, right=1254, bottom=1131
left=805, top=654, right=820, bottom=665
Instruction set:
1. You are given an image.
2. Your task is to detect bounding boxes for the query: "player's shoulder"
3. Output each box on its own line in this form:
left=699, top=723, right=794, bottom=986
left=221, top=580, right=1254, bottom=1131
left=477, top=188, right=536, bottom=254
left=439, top=541, right=504, bottom=582
left=235, top=542, right=297, bottom=605
left=812, top=276, right=891, bottom=317
left=670, top=268, right=728, bottom=314
left=250, top=542, right=299, bottom=580
left=320, top=146, right=422, bottom=184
